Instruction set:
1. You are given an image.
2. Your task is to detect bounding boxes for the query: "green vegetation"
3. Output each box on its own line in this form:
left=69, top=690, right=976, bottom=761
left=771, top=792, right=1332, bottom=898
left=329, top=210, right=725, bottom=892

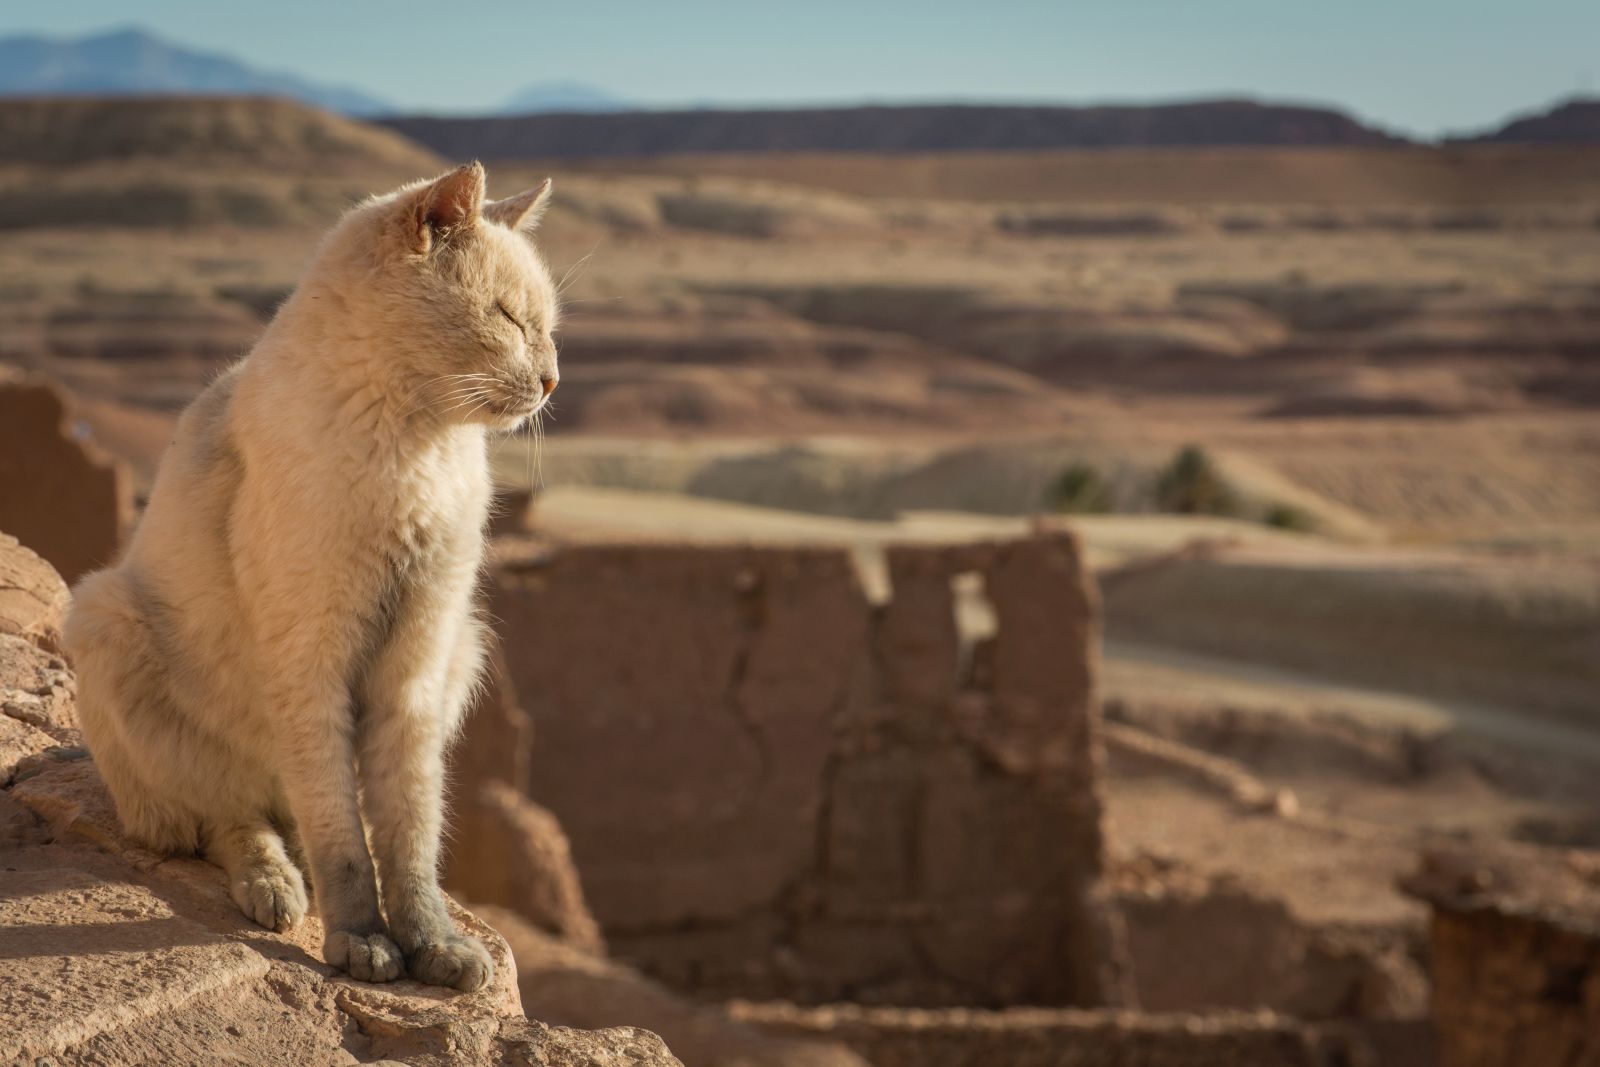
left=1264, top=503, right=1315, bottom=532
left=1154, top=445, right=1240, bottom=516
left=1048, top=462, right=1113, bottom=513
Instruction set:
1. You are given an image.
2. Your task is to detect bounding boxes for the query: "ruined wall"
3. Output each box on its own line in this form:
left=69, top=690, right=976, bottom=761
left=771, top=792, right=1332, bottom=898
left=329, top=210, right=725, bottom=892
left=1428, top=907, right=1600, bottom=1067
left=0, top=370, right=131, bottom=584
left=444, top=647, right=606, bottom=954
left=731, top=1001, right=1341, bottom=1067
left=490, top=531, right=1128, bottom=1008
left=1408, top=846, right=1600, bottom=1067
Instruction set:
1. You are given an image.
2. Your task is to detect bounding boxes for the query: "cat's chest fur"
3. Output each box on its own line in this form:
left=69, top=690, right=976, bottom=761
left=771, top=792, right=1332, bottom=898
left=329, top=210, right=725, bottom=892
left=357, top=435, right=490, bottom=630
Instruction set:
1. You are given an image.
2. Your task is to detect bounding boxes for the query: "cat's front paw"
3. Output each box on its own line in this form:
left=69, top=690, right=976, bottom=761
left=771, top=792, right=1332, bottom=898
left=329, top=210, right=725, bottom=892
left=325, top=929, right=404, bottom=983
left=230, top=863, right=308, bottom=932
left=406, top=934, right=493, bottom=992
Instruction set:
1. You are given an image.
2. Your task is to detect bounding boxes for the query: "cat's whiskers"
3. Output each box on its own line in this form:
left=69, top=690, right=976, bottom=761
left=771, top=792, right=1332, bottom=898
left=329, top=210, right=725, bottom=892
left=390, top=376, right=477, bottom=423
left=455, top=391, right=502, bottom=425
left=394, top=374, right=510, bottom=424
left=555, top=246, right=598, bottom=299
left=531, top=404, right=550, bottom=492
left=523, top=415, right=534, bottom=499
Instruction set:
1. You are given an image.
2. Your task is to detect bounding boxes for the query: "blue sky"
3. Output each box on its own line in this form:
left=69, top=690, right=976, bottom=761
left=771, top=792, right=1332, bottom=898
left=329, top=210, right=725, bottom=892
left=3, top=1, right=1596, bottom=135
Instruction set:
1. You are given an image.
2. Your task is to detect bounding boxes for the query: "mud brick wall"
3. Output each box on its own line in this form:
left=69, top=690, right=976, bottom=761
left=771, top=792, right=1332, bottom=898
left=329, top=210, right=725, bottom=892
left=732, top=1001, right=1338, bottom=1067
left=1429, top=906, right=1600, bottom=1067
left=0, top=372, right=131, bottom=584
left=490, top=531, right=1128, bottom=1008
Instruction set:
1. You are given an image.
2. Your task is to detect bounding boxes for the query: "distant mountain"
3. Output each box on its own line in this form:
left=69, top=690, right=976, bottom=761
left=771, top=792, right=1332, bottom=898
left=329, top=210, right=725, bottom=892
left=1457, top=97, right=1600, bottom=143
left=0, top=26, right=391, bottom=115
left=501, top=81, right=630, bottom=115
left=379, top=99, right=1408, bottom=159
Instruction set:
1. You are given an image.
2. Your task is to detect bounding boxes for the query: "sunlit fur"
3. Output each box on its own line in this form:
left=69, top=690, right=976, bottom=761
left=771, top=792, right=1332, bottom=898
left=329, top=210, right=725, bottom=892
left=63, top=163, right=556, bottom=991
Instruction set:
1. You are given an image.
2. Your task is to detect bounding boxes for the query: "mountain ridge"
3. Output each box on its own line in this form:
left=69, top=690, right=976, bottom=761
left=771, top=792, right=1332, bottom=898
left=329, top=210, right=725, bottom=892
left=0, top=26, right=390, bottom=116
left=1456, top=97, right=1600, bottom=143
left=379, top=99, right=1409, bottom=159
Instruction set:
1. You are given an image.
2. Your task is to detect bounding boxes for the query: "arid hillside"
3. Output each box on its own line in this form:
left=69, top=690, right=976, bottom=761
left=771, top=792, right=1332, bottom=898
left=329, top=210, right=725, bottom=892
left=379, top=98, right=1402, bottom=159
left=0, top=95, right=442, bottom=229
left=0, top=95, right=437, bottom=168
left=1, top=95, right=1598, bottom=551
left=516, top=143, right=1600, bottom=204
left=5, top=93, right=1600, bottom=1067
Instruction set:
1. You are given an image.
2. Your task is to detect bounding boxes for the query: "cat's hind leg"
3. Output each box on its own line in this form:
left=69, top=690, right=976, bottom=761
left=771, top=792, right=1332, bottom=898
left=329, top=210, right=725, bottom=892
left=68, top=569, right=308, bottom=934
left=205, top=819, right=308, bottom=932
left=65, top=569, right=204, bottom=854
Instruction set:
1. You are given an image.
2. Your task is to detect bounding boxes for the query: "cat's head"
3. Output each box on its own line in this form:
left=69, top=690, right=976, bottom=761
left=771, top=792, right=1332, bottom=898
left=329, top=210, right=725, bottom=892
left=330, top=162, right=560, bottom=431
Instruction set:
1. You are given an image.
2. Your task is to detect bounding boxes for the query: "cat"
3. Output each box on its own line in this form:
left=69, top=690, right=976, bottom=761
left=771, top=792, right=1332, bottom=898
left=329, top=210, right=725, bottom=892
left=63, top=162, right=557, bottom=991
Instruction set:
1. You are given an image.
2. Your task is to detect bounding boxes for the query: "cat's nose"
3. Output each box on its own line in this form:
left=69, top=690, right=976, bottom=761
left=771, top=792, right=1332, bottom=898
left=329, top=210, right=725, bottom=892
left=540, top=375, right=558, bottom=398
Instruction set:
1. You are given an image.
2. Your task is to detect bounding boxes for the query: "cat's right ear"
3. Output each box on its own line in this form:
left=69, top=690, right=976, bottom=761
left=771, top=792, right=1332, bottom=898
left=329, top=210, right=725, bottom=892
left=484, top=178, right=553, bottom=233
left=401, top=162, right=486, bottom=254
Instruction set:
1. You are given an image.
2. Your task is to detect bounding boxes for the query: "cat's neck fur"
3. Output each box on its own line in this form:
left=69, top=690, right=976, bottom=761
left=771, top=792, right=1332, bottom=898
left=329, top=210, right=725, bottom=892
left=244, top=278, right=488, bottom=473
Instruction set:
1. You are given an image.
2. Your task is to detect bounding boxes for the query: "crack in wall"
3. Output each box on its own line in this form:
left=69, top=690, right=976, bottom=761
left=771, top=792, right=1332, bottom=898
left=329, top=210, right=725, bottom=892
left=504, top=534, right=1123, bottom=1007
left=721, top=565, right=773, bottom=790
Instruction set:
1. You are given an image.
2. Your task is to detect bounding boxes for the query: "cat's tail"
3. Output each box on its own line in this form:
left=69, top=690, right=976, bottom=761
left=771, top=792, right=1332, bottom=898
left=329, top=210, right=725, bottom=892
left=64, top=568, right=203, bottom=854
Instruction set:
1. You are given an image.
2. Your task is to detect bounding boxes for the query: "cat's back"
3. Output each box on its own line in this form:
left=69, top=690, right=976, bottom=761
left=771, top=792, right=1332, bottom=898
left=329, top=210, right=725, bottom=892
left=124, top=363, right=247, bottom=572
left=156, top=363, right=245, bottom=499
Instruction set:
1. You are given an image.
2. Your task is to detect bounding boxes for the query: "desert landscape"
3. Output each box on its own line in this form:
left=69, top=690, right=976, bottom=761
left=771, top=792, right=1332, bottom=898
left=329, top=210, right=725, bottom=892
left=2, top=58, right=1600, bottom=1067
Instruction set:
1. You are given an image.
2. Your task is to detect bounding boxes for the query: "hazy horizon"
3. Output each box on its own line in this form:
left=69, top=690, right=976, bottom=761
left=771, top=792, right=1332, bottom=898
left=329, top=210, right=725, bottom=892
left=1, top=1, right=1596, bottom=137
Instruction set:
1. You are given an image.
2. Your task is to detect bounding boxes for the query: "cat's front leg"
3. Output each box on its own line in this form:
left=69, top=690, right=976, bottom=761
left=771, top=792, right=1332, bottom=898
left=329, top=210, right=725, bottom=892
left=264, top=663, right=402, bottom=983
left=359, top=611, right=493, bottom=992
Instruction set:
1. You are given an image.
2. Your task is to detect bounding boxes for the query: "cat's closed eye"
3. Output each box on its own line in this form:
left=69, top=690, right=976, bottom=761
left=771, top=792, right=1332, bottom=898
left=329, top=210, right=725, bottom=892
left=496, top=302, right=527, bottom=333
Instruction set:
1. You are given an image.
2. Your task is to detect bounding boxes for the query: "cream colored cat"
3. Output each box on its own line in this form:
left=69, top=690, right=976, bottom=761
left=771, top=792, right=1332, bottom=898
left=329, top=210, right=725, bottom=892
left=64, top=162, right=557, bottom=991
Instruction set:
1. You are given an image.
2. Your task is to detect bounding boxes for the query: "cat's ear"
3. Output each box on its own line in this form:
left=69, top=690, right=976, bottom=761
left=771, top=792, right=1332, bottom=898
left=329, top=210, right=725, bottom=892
left=484, top=178, right=553, bottom=234
left=404, top=162, right=486, bottom=253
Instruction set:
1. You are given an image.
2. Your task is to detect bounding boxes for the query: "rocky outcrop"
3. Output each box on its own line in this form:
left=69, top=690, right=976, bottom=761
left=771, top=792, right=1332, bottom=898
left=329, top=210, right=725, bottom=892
left=490, top=532, right=1129, bottom=1008
left=0, top=530, right=681, bottom=1067
left=0, top=369, right=132, bottom=584
left=0, top=532, right=77, bottom=805
left=0, top=532, right=71, bottom=654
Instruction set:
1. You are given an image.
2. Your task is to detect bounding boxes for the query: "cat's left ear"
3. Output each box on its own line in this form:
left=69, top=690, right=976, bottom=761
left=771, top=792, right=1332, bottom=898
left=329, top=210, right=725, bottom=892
left=484, top=178, right=553, bottom=234
left=405, top=162, right=486, bottom=253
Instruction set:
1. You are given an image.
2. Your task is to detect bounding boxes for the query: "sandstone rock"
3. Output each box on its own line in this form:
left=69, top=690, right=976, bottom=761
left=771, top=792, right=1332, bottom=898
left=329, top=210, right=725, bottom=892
left=0, top=543, right=681, bottom=1067
left=0, top=634, right=77, bottom=736
left=0, top=865, right=273, bottom=1059
left=0, top=531, right=71, bottom=654
left=0, top=758, right=681, bottom=1067
left=0, top=787, right=45, bottom=847
left=0, top=630, right=78, bottom=784
left=0, top=373, right=132, bottom=584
